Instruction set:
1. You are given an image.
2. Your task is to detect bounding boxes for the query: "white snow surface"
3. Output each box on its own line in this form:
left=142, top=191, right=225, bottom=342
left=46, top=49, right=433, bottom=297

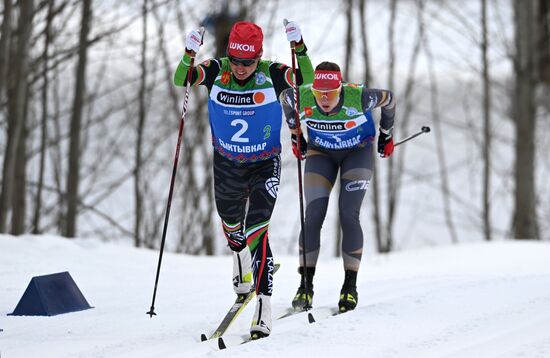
left=1, top=234, right=550, bottom=358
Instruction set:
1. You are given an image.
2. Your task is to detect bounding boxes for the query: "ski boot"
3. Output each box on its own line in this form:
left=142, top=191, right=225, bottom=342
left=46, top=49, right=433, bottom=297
left=232, top=242, right=253, bottom=295
left=338, top=270, right=358, bottom=313
left=251, top=294, right=272, bottom=339
left=292, top=266, right=315, bottom=311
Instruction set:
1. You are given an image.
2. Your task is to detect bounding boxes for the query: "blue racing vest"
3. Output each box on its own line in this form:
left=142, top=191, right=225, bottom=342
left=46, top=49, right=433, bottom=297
left=208, top=59, right=282, bottom=163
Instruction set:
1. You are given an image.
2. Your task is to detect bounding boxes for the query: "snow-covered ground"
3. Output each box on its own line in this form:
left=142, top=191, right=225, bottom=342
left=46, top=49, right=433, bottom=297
left=1, top=234, right=550, bottom=358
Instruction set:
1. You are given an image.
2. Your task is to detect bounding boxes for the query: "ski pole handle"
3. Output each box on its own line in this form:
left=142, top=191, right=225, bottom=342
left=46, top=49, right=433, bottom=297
left=188, top=27, right=205, bottom=57
left=395, top=126, right=431, bottom=147
left=283, top=19, right=296, bottom=48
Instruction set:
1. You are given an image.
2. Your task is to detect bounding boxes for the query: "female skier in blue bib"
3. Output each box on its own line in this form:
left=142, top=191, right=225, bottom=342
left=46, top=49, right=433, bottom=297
left=174, top=21, right=313, bottom=338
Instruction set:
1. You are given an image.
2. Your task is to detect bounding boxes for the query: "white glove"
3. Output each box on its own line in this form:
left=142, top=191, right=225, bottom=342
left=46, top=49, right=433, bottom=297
left=285, top=21, right=302, bottom=43
left=185, top=29, right=202, bottom=53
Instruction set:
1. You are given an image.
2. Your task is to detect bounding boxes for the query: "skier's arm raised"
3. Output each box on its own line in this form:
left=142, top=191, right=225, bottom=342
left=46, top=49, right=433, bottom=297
left=270, top=21, right=314, bottom=97
left=174, top=28, right=218, bottom=90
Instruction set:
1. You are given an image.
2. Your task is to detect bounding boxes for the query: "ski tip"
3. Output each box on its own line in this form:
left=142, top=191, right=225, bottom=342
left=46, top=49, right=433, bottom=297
left=218, top=337, right=227, bottom=350
left=200, top=333, right=208, bottom=342
left=307, top=312, right=316, bottom=323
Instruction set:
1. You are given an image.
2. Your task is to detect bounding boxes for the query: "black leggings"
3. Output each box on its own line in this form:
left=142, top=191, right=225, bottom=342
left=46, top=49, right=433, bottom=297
left=213, top=151, right=281, bottom=295
left=300, top=145, right=374, bottom=271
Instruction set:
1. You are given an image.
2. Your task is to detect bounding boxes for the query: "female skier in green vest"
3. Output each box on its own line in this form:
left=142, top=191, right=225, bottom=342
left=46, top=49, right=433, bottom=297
left=280, top=61, right=396, bottom=313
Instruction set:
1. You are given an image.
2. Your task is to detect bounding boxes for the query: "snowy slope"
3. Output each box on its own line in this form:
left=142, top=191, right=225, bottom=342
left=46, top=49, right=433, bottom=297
left=1, top=234, right=550, bottom=358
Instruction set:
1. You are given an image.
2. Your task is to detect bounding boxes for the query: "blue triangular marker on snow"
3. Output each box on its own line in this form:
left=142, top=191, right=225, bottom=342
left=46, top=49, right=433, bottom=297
left=8, top=271, right=93, bottom=316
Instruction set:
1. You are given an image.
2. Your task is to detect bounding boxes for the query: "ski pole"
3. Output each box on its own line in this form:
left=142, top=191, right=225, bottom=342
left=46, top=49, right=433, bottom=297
left=147, top=27, right=205, bottom=318
left=284, top=19, right=314, bottom=323
left=395, top=126, right=431, bottom=147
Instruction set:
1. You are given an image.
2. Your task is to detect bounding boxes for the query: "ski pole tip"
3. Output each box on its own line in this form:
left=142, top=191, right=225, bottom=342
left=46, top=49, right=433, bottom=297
left=421, top=126, right=431, bottom=133
left=146, top=309, right=157, bottom=318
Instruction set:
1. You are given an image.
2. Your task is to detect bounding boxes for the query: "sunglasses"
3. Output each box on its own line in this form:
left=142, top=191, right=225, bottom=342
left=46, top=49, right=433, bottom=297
left=229, top=56, right=257, bottom=67
left=311, top=86, right=341, bottom=102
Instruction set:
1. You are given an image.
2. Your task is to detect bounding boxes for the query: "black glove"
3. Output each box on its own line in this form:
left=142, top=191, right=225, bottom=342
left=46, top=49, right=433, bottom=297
left=377, top=128, right=394, bottom=158
left=291, top=133, right=307, bottom=160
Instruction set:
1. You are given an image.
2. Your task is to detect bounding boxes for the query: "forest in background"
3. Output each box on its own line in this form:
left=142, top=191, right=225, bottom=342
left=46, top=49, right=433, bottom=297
left=1, top=0, right=549, bottom=256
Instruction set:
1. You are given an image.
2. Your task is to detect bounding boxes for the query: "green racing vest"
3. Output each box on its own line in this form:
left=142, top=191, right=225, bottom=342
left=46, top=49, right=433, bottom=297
left=299, top=83, right=375, bottom=150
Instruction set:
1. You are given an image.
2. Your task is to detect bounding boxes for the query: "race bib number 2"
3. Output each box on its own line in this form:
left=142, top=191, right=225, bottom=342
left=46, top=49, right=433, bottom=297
left=231, top=119, right=249, bottom=143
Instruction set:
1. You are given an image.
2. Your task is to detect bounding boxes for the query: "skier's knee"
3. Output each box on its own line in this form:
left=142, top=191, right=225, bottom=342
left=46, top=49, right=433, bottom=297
left=226, top=232, right=247, bottom=252
left=339, top=207, right=360, bottom=227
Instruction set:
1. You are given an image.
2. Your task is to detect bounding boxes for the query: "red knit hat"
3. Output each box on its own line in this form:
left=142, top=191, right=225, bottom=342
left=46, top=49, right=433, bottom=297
left=227, top=21, right=263, bottom=59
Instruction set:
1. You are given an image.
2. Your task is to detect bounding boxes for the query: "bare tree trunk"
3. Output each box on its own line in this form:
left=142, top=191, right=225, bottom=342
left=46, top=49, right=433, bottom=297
left=334, top=0, right=355, bottom=257
left=12, top=96, right=28, bottom=234
left=372, top=0, right=398, bottom=253
left=357, top=0, right=382, bottom=253
left=51, top=64, right=65, bottom=233
left=385, top=0, right=398, bottom=253
left=33, top=0, right=56, bottom=234
left=0, top=0, right=13, bottom=100
left=481, top=0, right=492, bottom=241
left=386, top=0, right=424, bottom=251
left=387, top=0, right=397, bottom=90
left=539, top=0, right=550, bottom=85
left=372, top=0, right=397, bottom=253
left=65, top=0, right=92, bottom=238
left=422, top=13, right=458, bottom=244
left=359, top=0, right=371, bottom=85
left=343, top=0, right=354, bottom=77
left=512, top=0, right=539, bottom=240
left=134, top=0, right=148, bottom=247
left=0, top=0, right=33, bottom=234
